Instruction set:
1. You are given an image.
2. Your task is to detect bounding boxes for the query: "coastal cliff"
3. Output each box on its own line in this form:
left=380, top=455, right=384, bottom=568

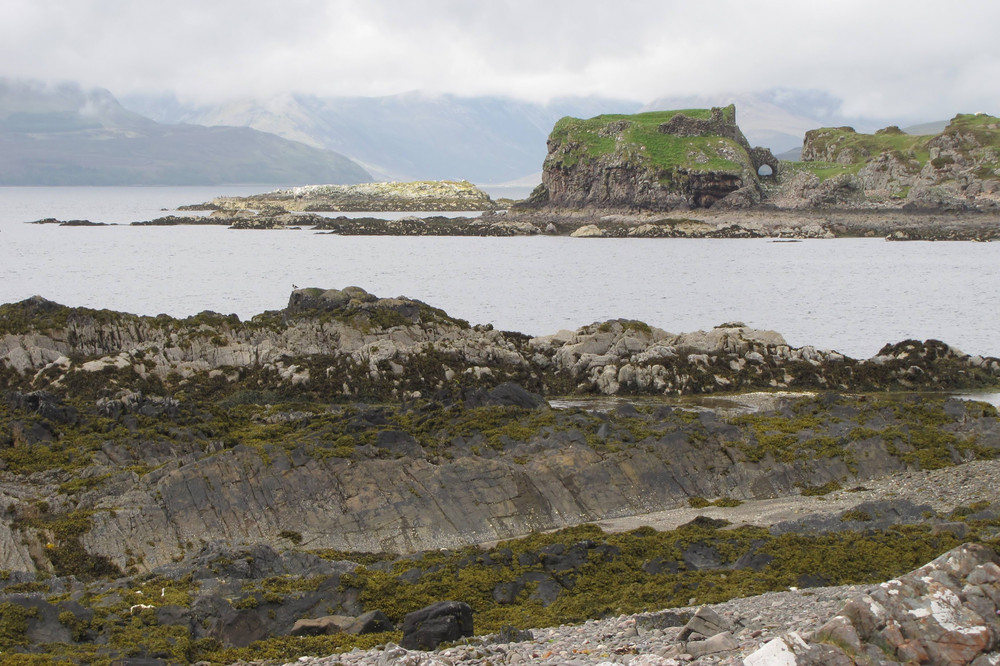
left=527, top=105, right=778, bottom=211
left=527, top=106, right=1000, bottom=215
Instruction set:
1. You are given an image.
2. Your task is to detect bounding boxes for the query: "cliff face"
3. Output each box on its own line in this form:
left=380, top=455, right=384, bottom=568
left=789, top=113, right=1000, bottom=210
left=532, top=107, right=1000, bottom=213
left=534, top=106, right=779, bottom=211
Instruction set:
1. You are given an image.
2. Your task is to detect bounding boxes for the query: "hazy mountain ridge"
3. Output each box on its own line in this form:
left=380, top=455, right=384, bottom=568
left=2, top=79, right=956, bottom=187
left=0, top=79, right=371, bottom=186
left=127, top=88, right=943, bottom=185
left=123, top=91, right=645, bottom=183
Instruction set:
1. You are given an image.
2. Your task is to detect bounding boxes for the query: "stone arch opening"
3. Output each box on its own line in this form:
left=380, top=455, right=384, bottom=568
left=749, top=146, right=779, bottom=179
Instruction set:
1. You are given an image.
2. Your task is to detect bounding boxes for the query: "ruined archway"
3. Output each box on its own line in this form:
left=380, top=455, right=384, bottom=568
left=749, top=147, right=779, bottom=179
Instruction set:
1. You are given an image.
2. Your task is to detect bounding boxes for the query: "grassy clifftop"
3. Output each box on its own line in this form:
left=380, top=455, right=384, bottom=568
left=548, top=107, right=747, bottom=175
left=798, top=112, right=1000, bottom=182
left=539, top=105, right=774, bottom=209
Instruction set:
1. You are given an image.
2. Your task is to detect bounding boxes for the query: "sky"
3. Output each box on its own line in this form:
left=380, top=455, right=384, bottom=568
left=3, top=0, right=999, bottom=123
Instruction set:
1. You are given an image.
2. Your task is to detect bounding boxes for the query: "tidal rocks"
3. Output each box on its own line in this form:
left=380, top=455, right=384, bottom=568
left=1, top=293, right=999, bottom=405
left=401, top=601, right=475, bottom=650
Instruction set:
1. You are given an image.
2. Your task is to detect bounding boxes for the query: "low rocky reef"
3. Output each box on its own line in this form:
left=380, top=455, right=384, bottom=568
left=30, top=206, right=1000, bottom=241
left=2, top=287, right=998, bottom=402
left=180, top=180, right=498, bottom=213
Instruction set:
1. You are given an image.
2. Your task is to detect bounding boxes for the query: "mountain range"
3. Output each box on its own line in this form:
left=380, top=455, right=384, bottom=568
left=121, top=91, right=645, bottom=183
left=0, top=79, right=371, bottom=186
left=0, top=78, right=950, bottom=187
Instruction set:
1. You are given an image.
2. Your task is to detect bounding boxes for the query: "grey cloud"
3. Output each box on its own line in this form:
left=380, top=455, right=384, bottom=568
left=1, top=0, right=998, bottom=122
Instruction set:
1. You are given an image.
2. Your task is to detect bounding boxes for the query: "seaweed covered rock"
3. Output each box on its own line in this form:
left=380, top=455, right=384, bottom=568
left=400, top=601, right=474, bottom=650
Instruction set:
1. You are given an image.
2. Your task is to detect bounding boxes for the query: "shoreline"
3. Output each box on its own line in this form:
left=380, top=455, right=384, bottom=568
left=26, top=206, right=1000, bottom=240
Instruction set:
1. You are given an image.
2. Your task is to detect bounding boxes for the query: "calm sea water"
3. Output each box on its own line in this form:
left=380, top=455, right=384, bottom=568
left=1, top=186, right=998, bottom=360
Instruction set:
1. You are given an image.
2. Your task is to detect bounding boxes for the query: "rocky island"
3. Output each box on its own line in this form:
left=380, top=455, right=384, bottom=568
left=181, top=180, right=497, bottom=214
left=30, top=107, right=1000, bottom=240
left=1, top=288, right=999, bottom=663
left=505, top=106, right=1000, bottom=240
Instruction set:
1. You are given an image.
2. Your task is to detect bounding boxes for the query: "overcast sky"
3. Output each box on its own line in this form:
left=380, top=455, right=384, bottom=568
left=4, top=0, right=998, bottom=122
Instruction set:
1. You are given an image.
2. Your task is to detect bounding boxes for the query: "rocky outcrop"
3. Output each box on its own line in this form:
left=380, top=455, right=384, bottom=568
left=746, top=542, right=1000, bottom=664
left=1, top=290, right=999, bottom=577
left=536, top=106, right=775, bottom=211
left=532, top=107, right=999, bottom=216
left=788, top=114, right=1000, bottom=211
left=182, top=180, right=496, bottom=213
left=2, top=292, right=998, bottom=404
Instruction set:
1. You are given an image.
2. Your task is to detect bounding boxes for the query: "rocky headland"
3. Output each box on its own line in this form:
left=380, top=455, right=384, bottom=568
left=1, top=288, right=999, bottom=663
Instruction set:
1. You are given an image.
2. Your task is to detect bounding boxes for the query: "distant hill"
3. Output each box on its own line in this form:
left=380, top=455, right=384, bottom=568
left=122, top=91, right=644, bottom=184
left=0, top=79, right=371, bottom=186
left=902, top=119, right=949, bottom=136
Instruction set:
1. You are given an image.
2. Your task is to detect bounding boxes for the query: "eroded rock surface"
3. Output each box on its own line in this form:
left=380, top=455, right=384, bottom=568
left=748, top=542, right=1000, bottom=665
left=2, top=290, right=997, bottom=402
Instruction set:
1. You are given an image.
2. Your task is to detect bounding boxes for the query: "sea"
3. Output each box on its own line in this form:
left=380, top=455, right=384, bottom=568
left=1, top=185, right=999, bottom=366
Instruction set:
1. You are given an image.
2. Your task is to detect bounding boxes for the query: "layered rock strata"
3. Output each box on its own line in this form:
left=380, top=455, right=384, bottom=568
left=1, top=289, right=999, bottom=575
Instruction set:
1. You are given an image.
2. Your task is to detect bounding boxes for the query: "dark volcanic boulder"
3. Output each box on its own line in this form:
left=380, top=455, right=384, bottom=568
left=400, top=601, right=474, bottom=650
left=463, top=382, right=547, bottom=409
